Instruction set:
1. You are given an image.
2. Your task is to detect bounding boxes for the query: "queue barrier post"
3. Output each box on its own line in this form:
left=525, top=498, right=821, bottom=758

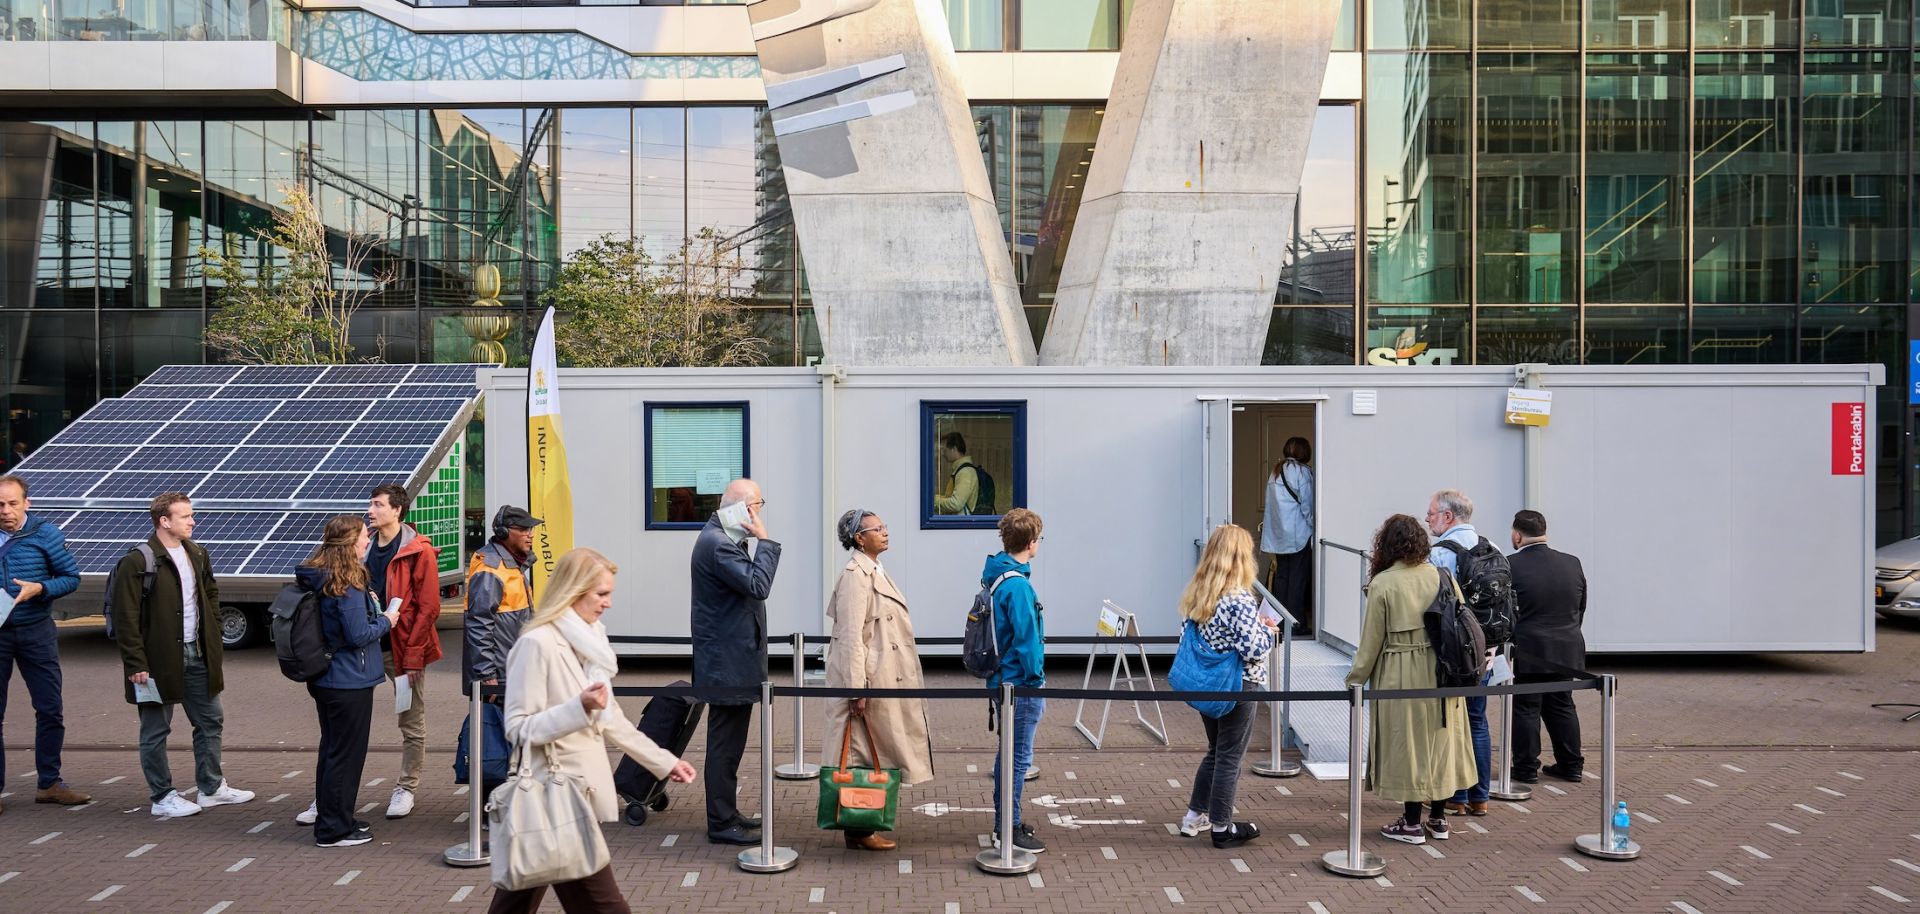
left=1252, top=613, right=1302, bottom=778
left=443, top=685, right=490, bottom=867
left=1574, top=674, right=1641, bottom=860
left=1321, top=684, right=1386, bottom=878
left=976, top=682, right=1038, bottom=875
left=775, top=633, right=820, bottom=781
left=738, top=681, right=799, bottom=873
left=1489, top=650, right=1531, bottom=803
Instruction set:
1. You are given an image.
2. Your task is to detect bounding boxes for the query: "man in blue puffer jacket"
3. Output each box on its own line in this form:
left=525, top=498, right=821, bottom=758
left=983, top=507, right=1046, bottom=856
left=0, top=475, right=90, bottom=813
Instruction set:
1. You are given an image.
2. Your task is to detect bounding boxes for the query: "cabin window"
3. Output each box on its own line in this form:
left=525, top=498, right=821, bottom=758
left=920, top=400, right=1026, bottom=529
left=645, top=401, right=750, bottom=530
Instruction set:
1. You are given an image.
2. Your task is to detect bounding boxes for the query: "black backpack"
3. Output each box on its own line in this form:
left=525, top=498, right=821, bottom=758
left=103, top=544, right=157, bottom=640
left=955, top=463, right=998, bottom=516
left=1423, top=568, right=1488, bottom=689
left=1435, top=536, right=1516, bottom=646
left=962, top=570, right=1022, bottom=679
left=270, top=583, right=333, bottom=682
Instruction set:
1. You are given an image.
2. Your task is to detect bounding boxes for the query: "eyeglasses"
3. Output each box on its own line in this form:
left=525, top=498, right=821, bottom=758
left=860, top=524, right=888, bottom=536
left=750, top=499, right=767, bottom=509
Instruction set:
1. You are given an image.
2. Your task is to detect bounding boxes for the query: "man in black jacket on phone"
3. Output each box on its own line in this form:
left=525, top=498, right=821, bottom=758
left=690, top=478, right=781, bottom=845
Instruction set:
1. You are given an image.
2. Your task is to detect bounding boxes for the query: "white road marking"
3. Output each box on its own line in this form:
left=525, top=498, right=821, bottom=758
left=358, top=803, right=377, bottom=814
left=1870, top=887, right=1911, bottom=903
left=1515, top=886, right=1545, bottom=903
left=898, top=860, right=912, bottom=874
left=1794, top=803, right=1825, bottom=815
left=203, top=903, right=232, bottom=914
left=455, top=785, right=469, bottom=795
left=268, top=794, right=288, bottom=803
left=1769, top=822, right=1800, bottom=835
left=282, top=771, right=300, bottom=779
left=1064, top=771, right=1077, bottom=780
left=1309, top=904, right=1331, bottom=914
left=1636, top=812, right=1662, bottom=824
left=247, top=822, right=271, bottom=834
left=1101, top=846, right=1117, bottom=860
left=454, top=813, right=468, bottom=824
left=1374, top=876, right=1393, bottom=887
left=1167, top=779, right=1180, bottom=788
left=1722, top=764, right=1746, bottom=773
left=1708, top=871, right=1742, bottom=886
left=29, top=832, right=59, bottom=845
left=661, top=834, right=678, bottom=847
left=1466, top=821, right=1490, bottom=834
left=966, top=765, right=977, bottom=774
left=1028, top=873, right=1044, bottom=889
left=335, top=871, right=359, bottom=886
left=1231, top=858, right=1250, bottom=873
left=1672, top=902, right=1705, bottom=914
left=1276, top=786, right=1293, bottom=796
left=1163, top=887, right=1184, bottom=904
left=1694, top=779, right=1718, bottom=788
left=1664, top=794, right=1692, bottom=805
left=1511, top=801, right=1532, bottom=812
left=67, top=802, right=95, bottom=812
left=126, top=843, right=156, bottom=858
left=0, top=873, right=18, bottom=884
left=450, top=887, right=473, bottom=903
left=1560, top=856, right=1589, bottom=872
left=1816, top=787, right=1845, bottom=798
left=977, top=834, right=991, bottom=848
left=226, top=858, right=253, bottom=872
left=1543, top=785, right=1567, bottom=796
left=366, top=778, right=384, bottom=787
left=1892, top=859, right=1920, bottom=875
left=808, top=888, right=825, bottom=903
left=1839, top=771, right=1865, bottom=781
left=1422, top=844, right=1445, bottom=859
left=681, top=872, right=698, bottom=888
left=89, top=886, right=125, bottom=902
left=945, top=904, right=960, bottom=914
left=1163, top=823, right=1179, bottom=835
left=1290, top=833, right=1310, bottom=846
left=1740, top=846, right=1772, bottom=860
left=100, top=776, right=124, bottom=785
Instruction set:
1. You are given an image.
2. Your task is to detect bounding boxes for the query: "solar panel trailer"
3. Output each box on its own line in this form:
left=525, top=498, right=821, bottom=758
left=7, top=363, right=490, bottom=648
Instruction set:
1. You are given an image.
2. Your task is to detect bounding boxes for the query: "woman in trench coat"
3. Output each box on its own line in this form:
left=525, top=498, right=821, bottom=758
left=1343, top=513, right=1477, bottom=847
left=821, top=508, right=935, bottom=851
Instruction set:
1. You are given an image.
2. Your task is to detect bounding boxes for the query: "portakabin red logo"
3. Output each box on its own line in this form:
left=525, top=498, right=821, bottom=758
left=1832, top=402, right=1866, bottom=476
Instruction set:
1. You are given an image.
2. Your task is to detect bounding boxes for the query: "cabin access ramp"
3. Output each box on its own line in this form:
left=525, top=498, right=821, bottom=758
left=1279, top=637, right=1363, bottom=780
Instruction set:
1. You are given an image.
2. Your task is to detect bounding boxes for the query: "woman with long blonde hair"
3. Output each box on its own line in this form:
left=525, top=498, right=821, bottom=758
left=489, top=548, right=695, bottom=914
left=1175, top=524, right=1278, bottom=848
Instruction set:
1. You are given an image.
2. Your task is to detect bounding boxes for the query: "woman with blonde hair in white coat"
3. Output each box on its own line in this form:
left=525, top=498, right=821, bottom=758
left=490, top=548, right=696, bottom=914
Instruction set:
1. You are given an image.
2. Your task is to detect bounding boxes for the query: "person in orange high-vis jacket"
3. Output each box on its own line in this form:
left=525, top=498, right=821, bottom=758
left=464, top=506, right=540, bottom=705
left=366, top=484, right=441, bottom=820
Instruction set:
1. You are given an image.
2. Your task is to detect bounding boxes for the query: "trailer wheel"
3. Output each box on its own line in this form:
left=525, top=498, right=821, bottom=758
left=220, top=605, right=264, bottom=649
left=623, top=803, right=648, bottom=827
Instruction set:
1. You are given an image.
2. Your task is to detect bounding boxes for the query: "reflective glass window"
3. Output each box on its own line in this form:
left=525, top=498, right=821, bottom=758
left=1368, top=0, right=1469, bottom=49
left=0, top=310, right=96, bottom=451
left=556, top=108, right=633, bottom=258
left=1693, top=53, right=1798, bottom=303
left=1477, top=53, right=1578, bottom=304
left=1588, top=0, right=1688, bottom=48
left=143, top=121, right=205, bottom=308
left=1012, top=105, right=1100, bottom=306
left=944, top=0, right=1003, bottom=50
left=26, top=122, right=97, bottom=309
left=644, top=401, right=749, bottom=530
left=1265, top=307, right=1357, bottom=364
left=688, top=107, right=781, bottom=302
left=1802, top=51, right=1908, bottom=304
left=1806, top=0, right=1907, bottom=47
left=1478, top=0, right=1577, bottom=48
left=1697, top=0, right=1797, bottom=47
left=96, top=121, right=137, bottom=308
left=1019, top=0, right=1129, bottom=50
left=1281, top=106, right=1357, bottom=305
left=1799, top=304, right=1905, bottom=542
left=1365, top=53, right=1471, bottom=303
left=100, top=309, right=204, bottom=395
left=635, top=107, right=688, bottom=263
left=921, top=400, right=1025, bottom=528
left=1690, top=304, right=1795, bottom=362
left=1476, top=306, right=1579, bottom=363
left=1586, top=53, right=1687, bottom=303
left=1583, top=305, right=1687, bottom=363
left=1365, top=305, right=1471, bottom=364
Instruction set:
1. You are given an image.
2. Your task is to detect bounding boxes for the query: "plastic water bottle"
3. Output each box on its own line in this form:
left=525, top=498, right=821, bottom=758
left=1611, top=801, right=1632, bottom=851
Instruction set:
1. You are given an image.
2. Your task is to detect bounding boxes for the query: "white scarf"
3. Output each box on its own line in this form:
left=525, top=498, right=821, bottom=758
left=553, top=609, right=620, bottom=726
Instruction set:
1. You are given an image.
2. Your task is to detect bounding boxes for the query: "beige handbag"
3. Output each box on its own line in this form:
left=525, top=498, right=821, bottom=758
left=487, top=739, right=609, bottom=891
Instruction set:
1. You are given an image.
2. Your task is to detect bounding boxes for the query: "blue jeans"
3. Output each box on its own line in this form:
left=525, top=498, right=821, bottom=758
left=0, top=617, right=67, bottom=789
left=992, top=696, right=1044, bottom=832
left=1451, top=670, right=1492, bottom=804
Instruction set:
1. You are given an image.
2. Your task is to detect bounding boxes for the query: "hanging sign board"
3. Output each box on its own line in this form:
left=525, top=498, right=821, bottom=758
left=1505, top=388, right=1552, bottom=427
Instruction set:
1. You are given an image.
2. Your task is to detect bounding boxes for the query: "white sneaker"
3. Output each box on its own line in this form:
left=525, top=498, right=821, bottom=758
left=1179, top=810, right=1211, bottom=837
left=295, top=801, right=319, bottom=825
left=386, top=787, right=414, bottom=819
left=197, top=781, right=255, bottom=808
left=151, top=790, right=202, bottom=818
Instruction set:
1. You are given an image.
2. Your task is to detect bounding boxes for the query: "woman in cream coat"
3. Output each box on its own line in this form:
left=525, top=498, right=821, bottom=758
left=492, top=548, right=696, bottom=914
left=820, top=509, right=935, bottom=851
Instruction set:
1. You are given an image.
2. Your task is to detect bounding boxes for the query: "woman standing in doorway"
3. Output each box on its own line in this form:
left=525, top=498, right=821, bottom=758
left=1261, top=437, right=1315, bottom=633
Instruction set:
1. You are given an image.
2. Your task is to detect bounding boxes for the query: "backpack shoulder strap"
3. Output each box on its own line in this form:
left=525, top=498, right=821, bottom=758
left=987, top=570, right=1022, bottom=596
left=1435, top=538, right=1468, bottom=558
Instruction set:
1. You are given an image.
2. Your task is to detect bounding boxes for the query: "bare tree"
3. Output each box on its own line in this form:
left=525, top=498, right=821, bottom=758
left=202, top=187, right=392, bottom=365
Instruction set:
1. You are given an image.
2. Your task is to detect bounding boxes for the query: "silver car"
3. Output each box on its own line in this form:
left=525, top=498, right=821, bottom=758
left=1873, top=537, right=1920, bottom=619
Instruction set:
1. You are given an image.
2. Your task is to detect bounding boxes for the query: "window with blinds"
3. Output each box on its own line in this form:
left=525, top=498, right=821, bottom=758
left=645, top=402, right=749, bottom=529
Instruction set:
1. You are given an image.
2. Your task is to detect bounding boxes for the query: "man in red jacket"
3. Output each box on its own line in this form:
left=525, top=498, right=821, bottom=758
left=366, top=483, right=441, bottom=819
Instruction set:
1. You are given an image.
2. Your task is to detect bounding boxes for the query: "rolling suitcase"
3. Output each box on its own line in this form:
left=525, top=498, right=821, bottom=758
left=614, top=680, right=705, bottom=826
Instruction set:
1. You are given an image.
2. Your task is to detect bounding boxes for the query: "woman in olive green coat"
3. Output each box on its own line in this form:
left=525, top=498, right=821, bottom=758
left=1344, top=514, right=1477, bottom=846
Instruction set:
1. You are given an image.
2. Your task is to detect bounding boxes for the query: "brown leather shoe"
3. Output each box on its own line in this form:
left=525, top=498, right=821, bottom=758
left=35, top=782, right=91, bottom=805
left=844, top=833, right=897, bottom=851
left=1442, top=800, right=1489, bottom=817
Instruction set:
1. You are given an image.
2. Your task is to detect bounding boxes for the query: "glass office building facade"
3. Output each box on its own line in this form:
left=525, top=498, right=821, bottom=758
left=0, top=0, right=1913, bottom=541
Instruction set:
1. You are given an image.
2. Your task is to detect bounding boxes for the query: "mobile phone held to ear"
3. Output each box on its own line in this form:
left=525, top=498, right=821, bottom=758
left=717, top=500, right=752, bottom=536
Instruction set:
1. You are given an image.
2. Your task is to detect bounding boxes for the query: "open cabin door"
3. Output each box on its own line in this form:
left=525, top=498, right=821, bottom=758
left=1200, top=398, right=1235, bottom=556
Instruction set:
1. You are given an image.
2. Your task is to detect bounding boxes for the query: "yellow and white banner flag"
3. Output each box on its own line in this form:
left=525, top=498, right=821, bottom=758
left=527, top=306, right=574, bottom=594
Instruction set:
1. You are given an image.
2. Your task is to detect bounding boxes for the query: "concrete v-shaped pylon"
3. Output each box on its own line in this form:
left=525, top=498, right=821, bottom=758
left=748, top=0, right=1036, bottom=366
left=1039, top=0, right=1341, bottom=367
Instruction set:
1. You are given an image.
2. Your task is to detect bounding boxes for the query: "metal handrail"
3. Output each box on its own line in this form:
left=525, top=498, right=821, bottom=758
left=1250, top=581, right=1301, bottom=778
left=1319, top=538, right=1368, bottom=558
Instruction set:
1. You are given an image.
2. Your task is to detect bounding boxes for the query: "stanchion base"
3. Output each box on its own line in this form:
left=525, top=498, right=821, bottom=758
left=443, top=842, right=489, bottom=867
left=737, top=846, right=799, bottom=873
left=1573, top=833, right=1642, bottom=860
left=774, top=763, right=820, bottom=781
left=975, top=849, right=1039, bottom=875
left=1252, top=761, right=1304, bottom=779
left=1320, top=849, right=1387, bottom=878
left=1024, top=765, right=1040, bottom=782
left=1490, top=786, right=1533, bottom=802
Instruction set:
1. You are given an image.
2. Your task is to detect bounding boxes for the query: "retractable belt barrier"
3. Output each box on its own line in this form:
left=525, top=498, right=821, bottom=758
left=455, top=661, right=1629, bottom=878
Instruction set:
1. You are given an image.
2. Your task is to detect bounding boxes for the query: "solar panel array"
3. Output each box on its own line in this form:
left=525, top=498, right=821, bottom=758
left=10, top=363, right=487, bottom=577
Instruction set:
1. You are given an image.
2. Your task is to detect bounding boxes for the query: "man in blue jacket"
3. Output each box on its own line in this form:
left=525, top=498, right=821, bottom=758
left=985, top=507, right=1045, bottom=854
left=0, top=475, right=89, bottom=812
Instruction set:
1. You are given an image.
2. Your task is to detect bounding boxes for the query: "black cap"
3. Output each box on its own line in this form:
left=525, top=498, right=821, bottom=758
left=492, top=505, right=543, bottom=533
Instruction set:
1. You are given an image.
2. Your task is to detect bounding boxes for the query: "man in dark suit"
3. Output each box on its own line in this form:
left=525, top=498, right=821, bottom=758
left=690, top=478, right=780, bottom=845
left=1507, top=509, right=1586, bottom=784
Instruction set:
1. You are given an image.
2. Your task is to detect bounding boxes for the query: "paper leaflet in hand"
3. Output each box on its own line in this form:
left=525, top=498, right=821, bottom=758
left=133, top=678, right=162, bottom=704
left=0, top=588, right=13, bottom=629
left=1487, top=652, right=1514, bottom=686
left=395, top=672, right=413, bottom=714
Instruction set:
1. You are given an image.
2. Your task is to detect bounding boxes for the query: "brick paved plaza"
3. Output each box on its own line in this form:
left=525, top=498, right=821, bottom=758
left=2, top=619, right=1917, bottom=914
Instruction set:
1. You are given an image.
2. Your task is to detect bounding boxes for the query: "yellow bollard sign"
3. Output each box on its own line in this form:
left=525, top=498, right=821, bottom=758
left=1505, top=388, right=1552, bottom=427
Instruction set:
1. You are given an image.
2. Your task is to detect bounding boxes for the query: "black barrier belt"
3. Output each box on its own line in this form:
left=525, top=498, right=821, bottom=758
left=609, top=634, right=1185, bottom=647
left=589, top=677, right=1599, bottom=706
